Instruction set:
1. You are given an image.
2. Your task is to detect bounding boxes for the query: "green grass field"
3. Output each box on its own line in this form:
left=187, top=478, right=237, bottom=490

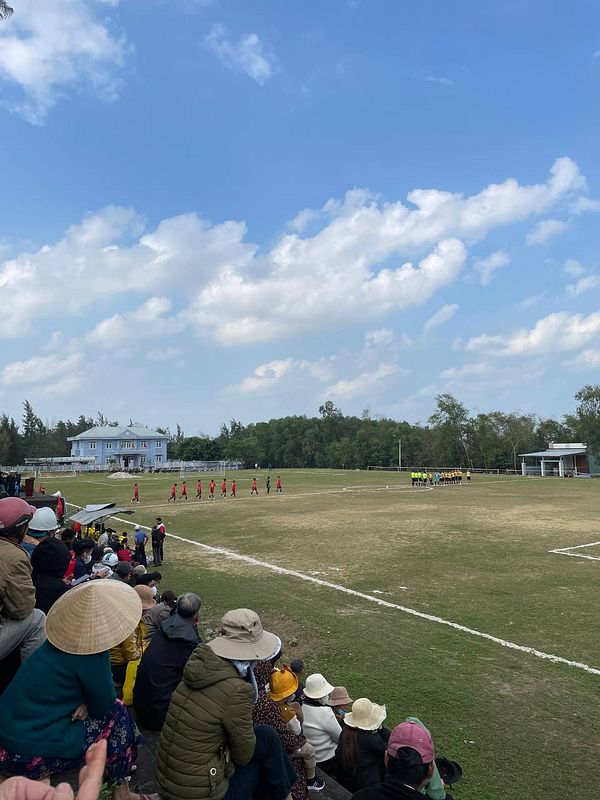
left=41, top=469, right=600, bottom=800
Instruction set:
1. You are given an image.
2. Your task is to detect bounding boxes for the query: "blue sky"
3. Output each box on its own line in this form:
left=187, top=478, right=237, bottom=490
left=1, top=0, right=599, bottom=434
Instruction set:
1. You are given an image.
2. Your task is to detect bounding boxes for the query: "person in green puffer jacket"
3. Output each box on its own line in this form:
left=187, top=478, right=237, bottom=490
left=157, top=608, right=297, bottom=800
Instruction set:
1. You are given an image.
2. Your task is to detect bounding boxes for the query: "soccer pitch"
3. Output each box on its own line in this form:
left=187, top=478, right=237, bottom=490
left=43, top=469, right=600, bottom=800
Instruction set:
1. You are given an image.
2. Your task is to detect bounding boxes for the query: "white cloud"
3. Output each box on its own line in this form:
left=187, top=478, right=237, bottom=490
left=423, top=303, right=458, bottom=333
left=465, top=311, right=600, bottom=357
left=526, top=218, right=568, bottom=245
left=0, top=157, right=591, bottom=354
left=1, top=352, right=82, bottom=392
left=515, top=293, right=545, bottom=310
left=425, top=75, right=454, bottom=86
left=236, top=359, right=295, bottom=394
left=565, top=349, right=600, bottom=369
left=85, top=297, right=183, bottom=348
left=570, top=196, right=600, bottom=214
left=0, top=0, right=127, bottom=124
left=440, top=362, right=492, bottom=381
left=473, top=250, right=511, bottom=286
left=566, top=275, right=600, bottom=297
left=324, top=362, right=398, bottom=399
left=147, top=346, right=183, bottom=362
left=364, top=328, right=395, bottom=347
left=205, top=24, right=275, bottom=84
left=563, top=258, right=586, bottom=277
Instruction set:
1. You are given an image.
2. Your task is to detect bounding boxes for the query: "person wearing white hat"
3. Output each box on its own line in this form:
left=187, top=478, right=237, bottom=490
left=0, top=581, right=157, bottom=800
left=335, top=698, right=389, bottom=792
left=157, top=608, right=297, bottom=800
left=20, top=506, right=59, bottom=557
left=300, top=673, right=341, bottom=772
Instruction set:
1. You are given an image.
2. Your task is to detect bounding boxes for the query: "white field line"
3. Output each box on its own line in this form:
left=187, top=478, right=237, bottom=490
left=549, top=540, right=600, bottom=562
left=69, top=502, right=600, bottom=677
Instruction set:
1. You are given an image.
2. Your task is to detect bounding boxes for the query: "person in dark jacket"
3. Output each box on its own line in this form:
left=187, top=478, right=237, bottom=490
left=157, top=608, right=297, bottom=800
left=73, top=538, right=95, bottom=580
left=134, top=593, right=202, bottom=730
left=336, top=698, right=389, bottom=792
left=352, top=721, right=450, bottom=800
left=31, top=537, right=71, bottom=614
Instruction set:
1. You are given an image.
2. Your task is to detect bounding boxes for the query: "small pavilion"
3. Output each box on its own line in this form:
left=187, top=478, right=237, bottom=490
left=519, top=443, right=594, bottom=477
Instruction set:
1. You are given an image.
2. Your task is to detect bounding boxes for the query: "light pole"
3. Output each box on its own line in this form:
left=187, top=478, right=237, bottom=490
left=393, top=435, right=402, bottom=470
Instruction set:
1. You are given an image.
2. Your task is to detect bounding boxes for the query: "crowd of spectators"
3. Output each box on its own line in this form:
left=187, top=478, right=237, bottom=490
left=0, top=495, right=462, bottom=800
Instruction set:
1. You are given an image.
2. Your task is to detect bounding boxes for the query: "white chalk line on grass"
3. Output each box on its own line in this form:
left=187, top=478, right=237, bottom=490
left=68, top=502, right=600, bottom=678
left=549, top=540, right=600, bottom=562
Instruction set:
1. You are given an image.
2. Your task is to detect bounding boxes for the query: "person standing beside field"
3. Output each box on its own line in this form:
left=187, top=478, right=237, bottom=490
left=276, top=475, right=283, bottom=493
left=266, top=476, right=271, bottom=494
left=132, top=483, right=139, bottom=503
left=251, top=477, right=259, bottom=495
left=154, top=517, right=166, bottom=565
left=169, top=483, right=177, bottom=502
left=466, top=469, right=471, bottom=484
left=134, top=525, right=148, bottom=567
left=180, top=481, right=188, bottom=501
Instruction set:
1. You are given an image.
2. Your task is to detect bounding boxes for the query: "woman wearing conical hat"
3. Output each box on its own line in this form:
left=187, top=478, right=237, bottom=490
left=0, top=580, right=157, bottom=800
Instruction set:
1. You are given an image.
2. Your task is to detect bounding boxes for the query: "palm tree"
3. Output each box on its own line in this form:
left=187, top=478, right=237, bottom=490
left=0, top=1, right=13, bottom=20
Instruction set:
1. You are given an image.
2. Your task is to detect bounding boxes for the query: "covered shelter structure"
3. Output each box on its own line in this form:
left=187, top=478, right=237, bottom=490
left=68, top=502, right=134, bottom=527
left=519, top=443, right=596, bottom=477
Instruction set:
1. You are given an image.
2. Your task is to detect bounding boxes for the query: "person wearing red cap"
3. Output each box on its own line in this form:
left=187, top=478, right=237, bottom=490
left=0, top=497, right=47, bottom=663
left=352, top=719, right=449, bottom=800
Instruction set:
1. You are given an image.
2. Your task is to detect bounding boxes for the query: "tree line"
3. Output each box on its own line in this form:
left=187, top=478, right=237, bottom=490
left=1, top=387, right=599, bottom=470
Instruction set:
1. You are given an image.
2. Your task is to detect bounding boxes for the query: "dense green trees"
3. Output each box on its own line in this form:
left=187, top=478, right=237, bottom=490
left=1, top=386, right=599, bottom=469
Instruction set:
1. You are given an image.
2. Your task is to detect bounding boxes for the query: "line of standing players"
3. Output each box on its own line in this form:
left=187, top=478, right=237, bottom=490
left=130, top=475, right=283, bottom=504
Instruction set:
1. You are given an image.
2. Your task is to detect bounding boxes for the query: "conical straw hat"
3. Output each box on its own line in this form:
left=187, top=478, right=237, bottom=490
left=46, top=580, right=142, bottom=655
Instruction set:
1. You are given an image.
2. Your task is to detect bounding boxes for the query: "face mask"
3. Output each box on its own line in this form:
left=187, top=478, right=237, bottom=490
left=81, top=553, right=92, bottom=564
left=151, top=586, right=158, bottom=597
left=319, top=694, right=332, bottom=705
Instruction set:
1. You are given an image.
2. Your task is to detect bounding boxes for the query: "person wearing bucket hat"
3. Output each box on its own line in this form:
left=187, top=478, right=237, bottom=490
left=253, top=656, right=313, bottom=800
left=352, top=719, right=452, bottom=800
left=329, top=686, right=354, bottom=723
left=157, top=608, right=297, bottom=800
left=267, top=666, right=325, bottom=794
left=0, top=497, right=46, bottom=663
left=0, top=581, right=157, bottom=800
left=335, top=698, right=390, bottom=793
left=109, top=585, right=154, bottom=695
left=300, top=674, right=341, bottom=773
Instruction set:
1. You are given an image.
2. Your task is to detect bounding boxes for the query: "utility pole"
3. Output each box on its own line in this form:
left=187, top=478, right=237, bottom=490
left=393, top=435, right=402, bottom=469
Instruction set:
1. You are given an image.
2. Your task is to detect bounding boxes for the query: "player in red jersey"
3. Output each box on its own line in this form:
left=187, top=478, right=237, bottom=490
left=221, top=478, right=227, bottom=498
left=169, top=483, right=177, bottom=502
left=231, top=479, right=236, bottom=498
left=132, top=482, right=140, bottom=503
left=251, top=477, right=258, bottom=495
left=196, top=480, right=202, bottom=499
left=180, top=481, right=188, bottom=500
left=276, top=475, right=282, bottom=493
left=209, top=479, right=216, bottom=499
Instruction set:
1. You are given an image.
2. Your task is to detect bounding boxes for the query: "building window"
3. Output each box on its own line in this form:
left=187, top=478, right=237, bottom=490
left=89, top=441, right=96, bottom=450
left=105, top=442, right=112, bottom=449
left=156, top=441, right=162, bottom=448
left=155, top=455, right=162, bottom=463
left=120, top=441, right=127, bottom=448
left=140, top=441, right=148, bottom=449
left=140, top=456, right=146, bottom=464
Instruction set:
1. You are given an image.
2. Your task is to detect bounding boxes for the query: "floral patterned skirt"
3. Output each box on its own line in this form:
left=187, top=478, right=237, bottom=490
left=0, top=699, right=142, bottom=785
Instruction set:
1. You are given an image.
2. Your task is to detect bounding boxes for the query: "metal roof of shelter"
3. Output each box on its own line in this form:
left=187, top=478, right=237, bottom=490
left=68, top=503, right=134, bottom=526
left=67, top=425, right=168, bottom=441
left=519, top=449, right=587, bottom=458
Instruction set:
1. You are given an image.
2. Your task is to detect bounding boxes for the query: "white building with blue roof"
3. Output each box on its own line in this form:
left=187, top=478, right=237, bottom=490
left=67, top=425, right=168, bottom=469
